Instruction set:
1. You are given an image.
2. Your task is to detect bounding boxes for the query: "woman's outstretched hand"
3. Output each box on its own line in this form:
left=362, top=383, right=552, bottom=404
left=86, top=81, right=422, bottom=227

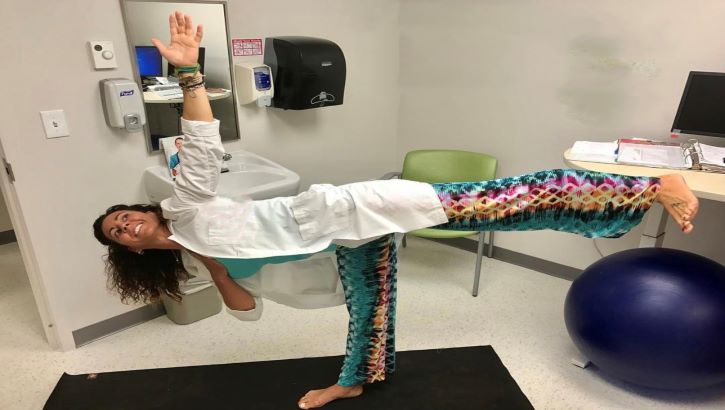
left=151, top=11, right=203, bottom=68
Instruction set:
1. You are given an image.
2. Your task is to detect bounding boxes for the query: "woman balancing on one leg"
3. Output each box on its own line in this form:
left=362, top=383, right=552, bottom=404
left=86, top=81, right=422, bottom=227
left=295, top=173, right=696, bottom=409
left=92, top=12, right=699, bottom=410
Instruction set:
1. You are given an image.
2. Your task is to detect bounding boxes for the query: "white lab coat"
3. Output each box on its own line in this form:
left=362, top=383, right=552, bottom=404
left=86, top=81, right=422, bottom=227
left=163, top=119, right=448, bottom=320
left=161, top=119, right=448, bottom=259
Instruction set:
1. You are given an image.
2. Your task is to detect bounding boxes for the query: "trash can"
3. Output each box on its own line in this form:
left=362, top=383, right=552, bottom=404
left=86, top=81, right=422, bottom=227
left=161, top=278, right=222, bottom=325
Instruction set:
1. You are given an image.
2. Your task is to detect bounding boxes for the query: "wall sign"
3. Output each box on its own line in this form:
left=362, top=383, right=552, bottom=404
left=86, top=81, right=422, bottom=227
left=232, top=39, right=263, bottom=56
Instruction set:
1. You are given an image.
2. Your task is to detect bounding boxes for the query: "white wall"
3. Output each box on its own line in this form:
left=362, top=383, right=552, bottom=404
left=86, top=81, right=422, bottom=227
left=0, top=0, right=400, bottom=350
left=397, top=0, right=725, bottom=268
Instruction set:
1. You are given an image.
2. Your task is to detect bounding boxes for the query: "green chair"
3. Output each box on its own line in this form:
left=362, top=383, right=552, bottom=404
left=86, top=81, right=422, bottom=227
left=388, top=149, right=498, bottom=297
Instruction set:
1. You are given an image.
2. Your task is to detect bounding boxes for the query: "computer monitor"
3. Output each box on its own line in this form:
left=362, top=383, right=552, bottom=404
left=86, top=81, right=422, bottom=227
left=167, top=47, right=205, bottom=77
left=135, top=46, right=162, bottom=77
left=671, top=71, right=725, bottom=138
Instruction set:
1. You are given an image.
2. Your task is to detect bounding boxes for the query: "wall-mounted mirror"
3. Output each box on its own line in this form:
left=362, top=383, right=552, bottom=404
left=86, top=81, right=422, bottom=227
left=120, top=0, right=240, bottom=152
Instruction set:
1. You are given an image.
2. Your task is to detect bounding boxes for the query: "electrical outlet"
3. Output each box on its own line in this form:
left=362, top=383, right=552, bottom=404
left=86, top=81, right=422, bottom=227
left=40, top=110, right=70, bottom=139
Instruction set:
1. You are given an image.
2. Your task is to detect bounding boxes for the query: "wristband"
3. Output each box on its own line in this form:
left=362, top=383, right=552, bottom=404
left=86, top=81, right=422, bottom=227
left=174, top=63, right=201, bottom=77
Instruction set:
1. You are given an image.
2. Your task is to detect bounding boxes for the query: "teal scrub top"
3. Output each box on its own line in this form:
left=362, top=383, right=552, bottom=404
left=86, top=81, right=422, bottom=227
left=215, top=244, right=337, bottom=279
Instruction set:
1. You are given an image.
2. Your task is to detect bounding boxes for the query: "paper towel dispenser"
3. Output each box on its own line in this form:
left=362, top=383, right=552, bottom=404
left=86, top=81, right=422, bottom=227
left=264, top=36, right=346, bottom=110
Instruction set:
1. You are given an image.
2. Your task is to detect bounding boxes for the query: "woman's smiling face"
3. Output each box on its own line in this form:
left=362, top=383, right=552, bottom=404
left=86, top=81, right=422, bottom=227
left=101, top=210, right=163, bottom=248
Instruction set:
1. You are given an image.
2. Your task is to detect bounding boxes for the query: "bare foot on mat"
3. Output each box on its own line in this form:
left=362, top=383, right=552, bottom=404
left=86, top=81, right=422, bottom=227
left=297, top=383, right=363, bottom=409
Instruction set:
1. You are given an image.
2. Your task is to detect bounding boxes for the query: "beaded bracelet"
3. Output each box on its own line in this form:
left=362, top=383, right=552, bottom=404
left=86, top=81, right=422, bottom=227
left=179, top=77, right=205, bottom=90
left=182, top=81, right=206, bottom=93
left=178, top=74, right=205, bottom=97
left=179, top=74, right=204, bottom=89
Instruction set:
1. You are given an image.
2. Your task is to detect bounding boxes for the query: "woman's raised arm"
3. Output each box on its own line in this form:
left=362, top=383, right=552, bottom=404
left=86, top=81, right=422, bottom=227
left=150, top=11, right=223, bottom=209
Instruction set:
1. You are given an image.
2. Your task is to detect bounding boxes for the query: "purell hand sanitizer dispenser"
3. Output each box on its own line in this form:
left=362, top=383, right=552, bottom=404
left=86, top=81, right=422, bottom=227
left=234, top=63, right=274, bottom=107
left=264, top=37, right=346, bottom=110
left=99, top=78, right=146, bottom=131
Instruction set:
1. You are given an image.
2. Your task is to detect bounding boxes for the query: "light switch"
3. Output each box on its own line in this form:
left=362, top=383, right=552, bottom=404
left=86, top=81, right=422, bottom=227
left=40, top=110, right=70, bottom=139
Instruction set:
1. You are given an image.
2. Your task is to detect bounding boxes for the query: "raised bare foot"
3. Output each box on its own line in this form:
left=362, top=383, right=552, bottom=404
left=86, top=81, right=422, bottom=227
left=297, top=383, right=363, bottom=409
left=656, top=174, right=699, bottom=234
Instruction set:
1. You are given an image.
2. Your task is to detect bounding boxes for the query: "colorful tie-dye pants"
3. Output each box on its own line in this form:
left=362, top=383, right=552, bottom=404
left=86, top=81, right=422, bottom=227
left=335, top=169, right=660, bottom=387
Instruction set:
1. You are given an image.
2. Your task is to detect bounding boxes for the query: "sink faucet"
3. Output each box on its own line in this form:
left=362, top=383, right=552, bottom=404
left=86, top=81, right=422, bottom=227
left=221, top=153, right=232, bottom=173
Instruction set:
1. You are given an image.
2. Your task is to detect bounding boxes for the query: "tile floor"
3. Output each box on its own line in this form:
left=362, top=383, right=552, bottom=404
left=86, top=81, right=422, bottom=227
left=1, top=238, right=724, bottom=409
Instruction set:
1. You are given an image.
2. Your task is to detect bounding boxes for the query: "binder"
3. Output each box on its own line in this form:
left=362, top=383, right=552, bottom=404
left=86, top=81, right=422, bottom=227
left=681, top=139, right=725, bottom=173
left=616, top=138, right=725, bottom=173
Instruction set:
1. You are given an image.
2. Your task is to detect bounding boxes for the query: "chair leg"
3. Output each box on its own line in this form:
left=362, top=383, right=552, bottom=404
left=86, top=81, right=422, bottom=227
left=402, top=234, right=407, bottom=248
left=486, top=231, right=495, bottom=258
left=472, top=232, right=485, bottom=297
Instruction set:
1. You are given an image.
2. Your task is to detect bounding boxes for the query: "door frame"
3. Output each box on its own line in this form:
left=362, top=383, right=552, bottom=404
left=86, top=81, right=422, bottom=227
left=0, top=136, right=60, bottom=349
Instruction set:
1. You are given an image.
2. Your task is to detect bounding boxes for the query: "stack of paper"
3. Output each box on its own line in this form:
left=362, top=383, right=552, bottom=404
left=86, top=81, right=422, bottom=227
left=569, top=141, right=618, bottom=164
left=616, top=139, right=690, bottom=169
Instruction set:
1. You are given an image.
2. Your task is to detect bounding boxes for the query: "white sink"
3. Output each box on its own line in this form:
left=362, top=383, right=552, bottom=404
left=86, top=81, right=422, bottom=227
left=144, top=150, right=300, bottom=203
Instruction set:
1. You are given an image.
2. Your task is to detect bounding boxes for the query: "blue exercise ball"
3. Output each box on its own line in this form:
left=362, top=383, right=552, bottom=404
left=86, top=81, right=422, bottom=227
left=564, top=248, right=725, bottom=390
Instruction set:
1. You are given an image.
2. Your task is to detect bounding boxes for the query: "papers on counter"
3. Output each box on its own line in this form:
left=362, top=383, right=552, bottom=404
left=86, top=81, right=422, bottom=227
left=699, top=144, right=725, bottom=168
left=569, top=138, right=725, bottom=173
left=616, top=139, right=691, bottom=169
left=569, top=141, right=618, bottom=163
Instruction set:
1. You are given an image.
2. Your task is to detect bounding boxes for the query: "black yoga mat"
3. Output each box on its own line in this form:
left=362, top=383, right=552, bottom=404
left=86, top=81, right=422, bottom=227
left=45, top=345, right=533, bottom=410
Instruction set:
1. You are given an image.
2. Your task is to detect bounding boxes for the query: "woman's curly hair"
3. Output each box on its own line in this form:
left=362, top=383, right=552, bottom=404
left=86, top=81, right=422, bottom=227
left=92, top=204, right=189, bottom=303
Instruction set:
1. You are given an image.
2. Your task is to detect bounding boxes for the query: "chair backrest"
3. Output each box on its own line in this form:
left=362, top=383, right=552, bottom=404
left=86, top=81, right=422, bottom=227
left=401, top=149, right=497, bottom=183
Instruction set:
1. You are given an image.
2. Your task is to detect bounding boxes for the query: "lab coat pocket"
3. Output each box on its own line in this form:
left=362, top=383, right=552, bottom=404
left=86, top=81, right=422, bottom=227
left=291, top=185, right=354, bottom=241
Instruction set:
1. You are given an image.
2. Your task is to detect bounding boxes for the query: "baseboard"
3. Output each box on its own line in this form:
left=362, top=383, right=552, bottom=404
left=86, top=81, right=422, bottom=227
left=73, top=302, right=166, bottom=348
left=425, top=237, right=582, bottom=281
left=0, top=230, right=16, bottom=245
